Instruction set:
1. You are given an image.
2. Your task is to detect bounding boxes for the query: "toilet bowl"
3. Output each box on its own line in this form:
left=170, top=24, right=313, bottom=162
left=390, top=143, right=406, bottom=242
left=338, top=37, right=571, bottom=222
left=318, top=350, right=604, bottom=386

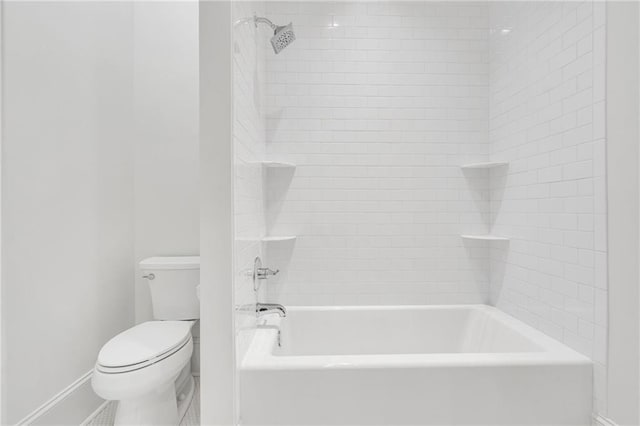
left=92, top=321, right=196, bottom=425
left=92, top=256, right=200, bottom=425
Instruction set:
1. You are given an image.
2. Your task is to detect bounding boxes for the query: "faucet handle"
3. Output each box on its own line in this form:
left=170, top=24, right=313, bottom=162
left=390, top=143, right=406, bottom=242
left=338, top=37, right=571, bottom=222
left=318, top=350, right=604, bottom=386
left=257, top=267, right=279, bottom=279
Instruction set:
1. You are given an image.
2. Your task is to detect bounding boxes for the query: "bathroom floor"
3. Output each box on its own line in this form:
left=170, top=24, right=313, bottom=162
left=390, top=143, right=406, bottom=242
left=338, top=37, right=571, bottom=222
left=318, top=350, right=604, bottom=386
left=84, top=376, right=200, bottom=426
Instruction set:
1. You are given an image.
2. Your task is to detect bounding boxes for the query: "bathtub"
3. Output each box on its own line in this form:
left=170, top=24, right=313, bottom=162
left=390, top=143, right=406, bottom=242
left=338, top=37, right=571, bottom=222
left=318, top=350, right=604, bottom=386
left=240, top=305, right=592, bottom=426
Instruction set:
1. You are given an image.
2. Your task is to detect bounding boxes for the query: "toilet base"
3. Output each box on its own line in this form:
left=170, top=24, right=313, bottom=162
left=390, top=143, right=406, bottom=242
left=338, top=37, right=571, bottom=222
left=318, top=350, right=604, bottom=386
left=175, top=367, right=196, bottom=421
left=113, top=365, right=195, bottom=426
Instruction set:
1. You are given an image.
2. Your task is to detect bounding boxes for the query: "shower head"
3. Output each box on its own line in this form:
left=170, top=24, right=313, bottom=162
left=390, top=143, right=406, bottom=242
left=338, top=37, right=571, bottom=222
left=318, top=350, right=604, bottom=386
left=254, top=15, right=296, bottom=54
left=270, top=23, right=296, bottom=54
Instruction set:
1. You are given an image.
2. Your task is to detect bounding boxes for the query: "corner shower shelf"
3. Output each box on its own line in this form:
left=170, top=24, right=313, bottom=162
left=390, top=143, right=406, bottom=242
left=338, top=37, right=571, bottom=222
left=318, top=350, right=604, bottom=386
left=262, top=161, right=296, bottom=169
left=461, top=234, right=510, bottom=242
left=460, top=161, right=508, bottom=169
left=261, top=236, right=297, bottom=243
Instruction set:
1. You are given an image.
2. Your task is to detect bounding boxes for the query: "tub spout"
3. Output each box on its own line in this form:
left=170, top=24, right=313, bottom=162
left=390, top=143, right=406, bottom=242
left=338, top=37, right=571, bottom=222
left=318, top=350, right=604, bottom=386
left=256, top=303, right=287, bottom=317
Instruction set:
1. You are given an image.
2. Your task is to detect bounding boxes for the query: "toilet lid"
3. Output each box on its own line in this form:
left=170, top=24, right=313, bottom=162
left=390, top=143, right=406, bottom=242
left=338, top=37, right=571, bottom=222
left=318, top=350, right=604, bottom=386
left=97, top=321, right=192, bottom=368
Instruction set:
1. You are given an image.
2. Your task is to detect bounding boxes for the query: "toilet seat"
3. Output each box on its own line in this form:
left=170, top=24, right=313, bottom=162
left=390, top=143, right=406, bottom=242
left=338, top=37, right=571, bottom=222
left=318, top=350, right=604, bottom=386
left=97, top=321, right=193, bottom=374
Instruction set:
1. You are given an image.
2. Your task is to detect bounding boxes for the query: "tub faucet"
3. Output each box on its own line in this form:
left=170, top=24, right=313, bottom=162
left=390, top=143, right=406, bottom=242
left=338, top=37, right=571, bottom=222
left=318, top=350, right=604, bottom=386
left=256, top=303, right=287, bottom=317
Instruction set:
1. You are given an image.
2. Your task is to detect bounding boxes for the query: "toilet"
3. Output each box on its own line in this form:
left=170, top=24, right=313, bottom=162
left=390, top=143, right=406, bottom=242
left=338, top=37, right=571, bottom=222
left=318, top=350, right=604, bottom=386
left=92, top=256, right=200, bottom=426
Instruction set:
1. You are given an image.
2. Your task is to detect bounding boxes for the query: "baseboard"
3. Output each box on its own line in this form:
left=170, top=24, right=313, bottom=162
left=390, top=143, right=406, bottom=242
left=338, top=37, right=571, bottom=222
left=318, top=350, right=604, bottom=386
left=593, top=414, right=619, bottom=426
left=16, top=370, right=104, bottom=426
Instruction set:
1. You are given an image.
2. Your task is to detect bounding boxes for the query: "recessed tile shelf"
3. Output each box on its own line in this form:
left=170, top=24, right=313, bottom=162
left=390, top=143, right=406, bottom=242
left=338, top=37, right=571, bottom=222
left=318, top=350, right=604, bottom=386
left=460, top=161, right=508, bottom=169
left=262, top=161, right=296, bottom=169
left=460, top=234, right=510, bottom=241
left=261, top=236, right=297, bottom=243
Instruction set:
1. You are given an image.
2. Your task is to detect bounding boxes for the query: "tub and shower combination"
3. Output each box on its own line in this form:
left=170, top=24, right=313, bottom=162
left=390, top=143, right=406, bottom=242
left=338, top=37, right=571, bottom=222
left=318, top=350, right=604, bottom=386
left=241, top=305, right=591, bottom=426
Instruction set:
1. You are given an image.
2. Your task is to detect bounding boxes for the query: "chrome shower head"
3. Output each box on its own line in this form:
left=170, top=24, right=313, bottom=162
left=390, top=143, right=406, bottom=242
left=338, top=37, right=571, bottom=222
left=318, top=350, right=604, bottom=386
left=270, top=23, right=296, bottom=54
left=255, top=15, right=296, bottom=54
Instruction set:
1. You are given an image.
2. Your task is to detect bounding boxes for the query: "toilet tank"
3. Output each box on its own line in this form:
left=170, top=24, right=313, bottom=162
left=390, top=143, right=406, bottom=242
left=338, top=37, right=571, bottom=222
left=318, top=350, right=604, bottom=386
left=140, top=256, right=200, bottom=320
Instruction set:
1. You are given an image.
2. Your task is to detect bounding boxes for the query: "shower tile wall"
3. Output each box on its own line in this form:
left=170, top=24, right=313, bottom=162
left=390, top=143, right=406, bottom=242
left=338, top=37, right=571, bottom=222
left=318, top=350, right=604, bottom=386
left=264, top=2, right=492, bottom=305
left=233, top=0, right=267, bottom=362
left=488, top=1, right=607, bottom=413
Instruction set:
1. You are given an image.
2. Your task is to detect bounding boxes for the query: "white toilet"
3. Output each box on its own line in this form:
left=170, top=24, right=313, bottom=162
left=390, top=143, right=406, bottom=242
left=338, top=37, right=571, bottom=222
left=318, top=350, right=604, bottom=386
left=92, top=256, right=200, bottom=426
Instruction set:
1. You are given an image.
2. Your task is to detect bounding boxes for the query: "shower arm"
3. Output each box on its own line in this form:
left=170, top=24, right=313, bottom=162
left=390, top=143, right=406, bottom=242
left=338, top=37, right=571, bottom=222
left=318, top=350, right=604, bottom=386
left=254, top=15, right=277, bottom=31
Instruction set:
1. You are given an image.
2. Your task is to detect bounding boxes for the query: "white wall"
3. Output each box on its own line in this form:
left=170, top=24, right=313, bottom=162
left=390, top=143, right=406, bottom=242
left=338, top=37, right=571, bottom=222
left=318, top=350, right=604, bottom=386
left=0, top=2, right=4, bottom=422
left=200, top=1, right=236, bottom=424
left=1, top=2, right=134, bottom=423
left=132, top=2, right=201, bottom=374
left=263, top=1, right=491, bottom=305
left=488, top=0, right=607, bottom=413
left=133, top=1, right=200, bottom=324
left=606, top=2, right=640, bottom=424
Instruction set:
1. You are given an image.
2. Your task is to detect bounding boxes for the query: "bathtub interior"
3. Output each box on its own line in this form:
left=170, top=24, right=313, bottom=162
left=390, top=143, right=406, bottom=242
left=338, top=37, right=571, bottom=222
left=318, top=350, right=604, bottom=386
left=270, top=306, right=543, bottom=357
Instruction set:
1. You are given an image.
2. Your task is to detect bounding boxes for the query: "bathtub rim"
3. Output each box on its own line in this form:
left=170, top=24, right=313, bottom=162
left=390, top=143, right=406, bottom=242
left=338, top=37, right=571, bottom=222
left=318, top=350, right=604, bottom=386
left=242, top=304, right=592, bottom=370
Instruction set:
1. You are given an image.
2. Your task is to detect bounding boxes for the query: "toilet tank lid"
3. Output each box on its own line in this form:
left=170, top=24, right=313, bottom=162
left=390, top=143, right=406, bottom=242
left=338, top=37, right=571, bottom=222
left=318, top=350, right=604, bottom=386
left=140, top=256, right=200, bottom=270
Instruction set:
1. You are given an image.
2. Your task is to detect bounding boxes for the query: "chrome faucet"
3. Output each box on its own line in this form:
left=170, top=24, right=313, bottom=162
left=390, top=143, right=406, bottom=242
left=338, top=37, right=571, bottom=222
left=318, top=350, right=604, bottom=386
left=252, top=257, right=279, bottom=292
left=256, top=303, right=287, bottom=317
left=256, top=267, right=279, bottom=280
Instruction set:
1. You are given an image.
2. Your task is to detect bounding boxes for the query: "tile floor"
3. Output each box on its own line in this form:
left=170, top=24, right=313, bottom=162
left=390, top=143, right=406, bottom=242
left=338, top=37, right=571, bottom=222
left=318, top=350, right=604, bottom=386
left=85, top=376, right=200, bottom=425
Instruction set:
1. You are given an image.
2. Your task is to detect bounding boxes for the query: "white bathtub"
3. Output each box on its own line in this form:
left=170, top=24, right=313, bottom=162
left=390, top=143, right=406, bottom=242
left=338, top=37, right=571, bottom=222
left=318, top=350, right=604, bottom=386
left=241, top=305, right=592, bottom=426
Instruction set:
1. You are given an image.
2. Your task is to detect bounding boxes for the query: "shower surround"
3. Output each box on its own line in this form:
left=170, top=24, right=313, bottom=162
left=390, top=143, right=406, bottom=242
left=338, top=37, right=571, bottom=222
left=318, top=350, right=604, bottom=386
left=233, top=0, right=608, bottom=421
left=488, top=0, right=607, bottom=413
left=264, top=2, right=492, bottom=306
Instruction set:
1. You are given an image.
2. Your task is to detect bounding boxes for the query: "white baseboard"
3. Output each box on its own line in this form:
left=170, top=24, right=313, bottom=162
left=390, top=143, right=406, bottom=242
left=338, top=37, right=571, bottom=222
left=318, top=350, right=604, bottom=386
left=593, top=414, right=619, bottom=426
left=16, top=370, right=104, bottom=426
